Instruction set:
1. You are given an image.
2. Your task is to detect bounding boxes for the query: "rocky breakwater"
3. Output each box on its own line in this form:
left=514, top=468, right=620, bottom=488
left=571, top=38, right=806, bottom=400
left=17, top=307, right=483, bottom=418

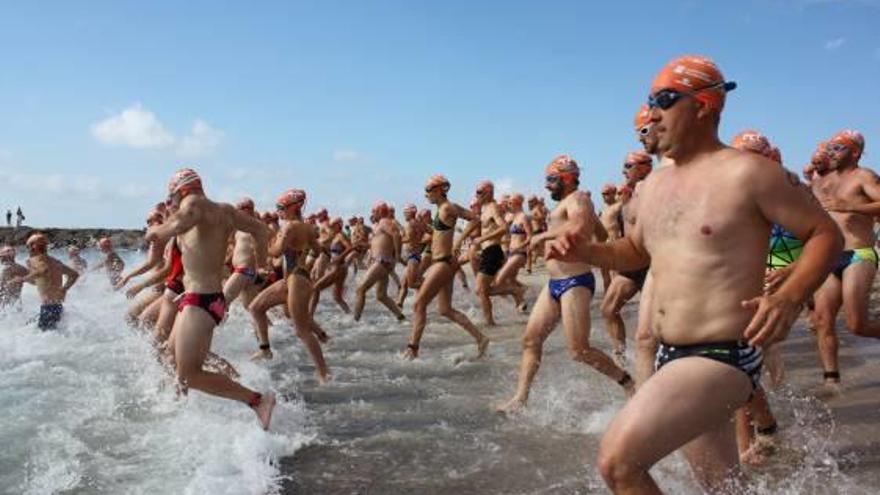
left=0, top=226, right=146, bottom=250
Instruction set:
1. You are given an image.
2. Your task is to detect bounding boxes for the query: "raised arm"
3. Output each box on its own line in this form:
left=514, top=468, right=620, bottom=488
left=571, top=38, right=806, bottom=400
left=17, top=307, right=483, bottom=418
left=57, top=259, right=80, bottom=292
left=118, top=241, right=165, bottom=288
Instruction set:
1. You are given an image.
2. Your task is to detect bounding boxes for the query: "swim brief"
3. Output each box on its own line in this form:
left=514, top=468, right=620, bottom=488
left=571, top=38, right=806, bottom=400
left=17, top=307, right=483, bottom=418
left=178, top=292, right=227, bottom=326
left=655, top=340, right=763, bottom=390
left=831, top=247, right=878, bottom=279
left=478, top=244, right=505, bottom=276
left=548, top=272, right=595, bottom=301
left=38, top=304, right=63, bottom=331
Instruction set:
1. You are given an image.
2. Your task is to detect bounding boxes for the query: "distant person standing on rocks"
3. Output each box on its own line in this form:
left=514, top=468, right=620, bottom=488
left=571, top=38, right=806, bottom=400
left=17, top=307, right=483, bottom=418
left=5, top=210, right=11, bottom=227
left=15, top=207, right=25, bottom=228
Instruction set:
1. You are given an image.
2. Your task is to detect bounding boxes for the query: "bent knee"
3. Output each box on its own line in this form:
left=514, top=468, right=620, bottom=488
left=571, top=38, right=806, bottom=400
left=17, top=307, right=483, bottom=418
left=597, top=447, right=645, bottom=489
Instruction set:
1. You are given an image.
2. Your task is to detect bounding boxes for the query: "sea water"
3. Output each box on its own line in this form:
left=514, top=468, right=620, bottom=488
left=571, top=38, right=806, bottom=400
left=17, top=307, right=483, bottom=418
left=1, top=250, right=874, bottom=494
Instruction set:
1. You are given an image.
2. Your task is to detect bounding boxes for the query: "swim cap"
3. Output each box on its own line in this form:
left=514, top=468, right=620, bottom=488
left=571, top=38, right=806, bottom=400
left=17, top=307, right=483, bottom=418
left=26, top=233, right=48, bottom=251
left=510, top=193, right=524, bottom=206
left=634, top=104, right=652, bottom=129
left=829, top=129, right=865, bottom=160
left=403, top=203, right=417, bottom=216
left=527, top=194, right=539, bottom=205
left=330, top=216, right=343, bottom=227
left=476, top=180, right=494, bottom=194
left=98, top=237, right=113, bottom=250
left=651, top=55, right=732, bottom=113
left=277, top=189, right=307, bottom=211
left=731, top=130, right=773, bottom=158
left=236, top=197, right=255, bottom=211
left=0, top=245, right=14, bottom=260
left=371, top=201, right=390, bottom=219
left=168, top=168, right=202, bottom=195
left=425, top=174, right=451, bottom=192
left=545, top=154, right=580, bottom=183
left=418, top=209, right=431, bottom=222
left=624, top=150, right=653, bottom=169
left=348, top=216, right=358, bottom=225
left=601, top=183, right=618, bottom=195
left=769, top=146, right=782, bottom=164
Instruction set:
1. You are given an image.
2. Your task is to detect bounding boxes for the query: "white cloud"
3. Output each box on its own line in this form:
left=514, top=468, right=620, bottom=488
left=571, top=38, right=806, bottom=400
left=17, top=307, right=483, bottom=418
left=332, top=149, right=362, bottom=162
left=176, top=119, right=224, bottom=157
left=91, top=102, right=175, bottom=149
left=824, top=37, right=846, bottom=50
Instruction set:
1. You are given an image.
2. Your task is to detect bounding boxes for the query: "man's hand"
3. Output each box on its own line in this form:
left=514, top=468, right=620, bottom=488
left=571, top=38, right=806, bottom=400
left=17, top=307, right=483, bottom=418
left=820, top=198, right=851, bottom=213
left=125, top=284, right=143, bottom=299
left=742, top=293, right=802, bottom=347
left=764, top=266, right=792, bottom=293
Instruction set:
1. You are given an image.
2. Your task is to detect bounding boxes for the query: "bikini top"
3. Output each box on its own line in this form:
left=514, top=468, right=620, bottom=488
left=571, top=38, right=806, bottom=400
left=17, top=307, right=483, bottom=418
left=509, top=223, right=526, bottom=235
left=433, top=212, right=454, bottom=232
left=330, top=242, right=344, bottom=255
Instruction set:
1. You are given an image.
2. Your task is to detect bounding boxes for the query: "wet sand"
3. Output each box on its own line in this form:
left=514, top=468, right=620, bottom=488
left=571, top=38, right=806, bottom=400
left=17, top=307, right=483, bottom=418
left=280, top=267, right=880, bottom=494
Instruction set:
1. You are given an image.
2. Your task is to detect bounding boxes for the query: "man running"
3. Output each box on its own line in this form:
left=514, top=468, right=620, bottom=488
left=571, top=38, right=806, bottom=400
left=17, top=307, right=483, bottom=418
left=145, top=168, right=276, bottom=429
left=354, top=201, right=405, bottom=321
left=810, top=130, right=880, bottom=389
left=0, top=245, right=28, bottom=307
left=13, top=233, right=79, bottom=330
left=599, top=150, right=653, bottom=365
left=94, top=237, right=125, bottom=286
left=397, top=203, right=427, bottom=307
left=117, top=209, right=168, bottom=326
left=496, top=155, right=631, bottom=414
left=547, top=55, right=841, bottom=493
left=223, top=197, right=265, bottom=309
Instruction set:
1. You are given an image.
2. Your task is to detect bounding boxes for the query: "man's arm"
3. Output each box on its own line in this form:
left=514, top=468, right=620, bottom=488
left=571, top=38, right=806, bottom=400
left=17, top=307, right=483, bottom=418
left=146, top=200, right=201, bottom=243
left=118, top=242, right=165, bottom=287
left=269, top=223, right=294, bottom=258
left=57, top=259, right=80, bottom=292
left=744, top=162, right=843, bottom=345
left=828, top=170, right=880, bottom=216
left=20, top=258, right=49, bottom=284
left=546, top=191, right=651, bottom=272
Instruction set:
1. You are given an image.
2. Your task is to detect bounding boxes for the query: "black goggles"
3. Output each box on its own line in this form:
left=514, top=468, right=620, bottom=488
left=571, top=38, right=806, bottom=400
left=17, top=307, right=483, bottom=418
left=647, top=81, right=737, bottom=110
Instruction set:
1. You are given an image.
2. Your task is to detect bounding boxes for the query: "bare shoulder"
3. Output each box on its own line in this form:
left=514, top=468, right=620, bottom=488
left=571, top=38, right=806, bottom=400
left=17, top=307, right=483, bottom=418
left=855, top=166, right=880, bottom=182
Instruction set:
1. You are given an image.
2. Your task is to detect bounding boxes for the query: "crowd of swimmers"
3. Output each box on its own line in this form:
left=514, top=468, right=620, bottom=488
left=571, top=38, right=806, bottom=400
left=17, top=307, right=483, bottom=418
left=1, top=53, right=877, bottom=493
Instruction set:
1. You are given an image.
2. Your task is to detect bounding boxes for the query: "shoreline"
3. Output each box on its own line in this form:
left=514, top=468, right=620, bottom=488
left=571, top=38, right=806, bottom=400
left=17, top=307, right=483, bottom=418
left=0, top=226, right=145, bottom=249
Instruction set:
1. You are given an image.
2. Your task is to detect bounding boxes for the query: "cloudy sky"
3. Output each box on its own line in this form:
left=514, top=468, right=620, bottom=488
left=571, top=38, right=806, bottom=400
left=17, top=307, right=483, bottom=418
left=1, top=0, right=879, bottom=227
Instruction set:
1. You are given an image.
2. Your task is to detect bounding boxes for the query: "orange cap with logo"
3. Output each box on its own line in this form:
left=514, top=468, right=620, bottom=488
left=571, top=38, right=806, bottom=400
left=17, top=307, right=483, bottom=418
left=651, top=55, right=729, bottom=112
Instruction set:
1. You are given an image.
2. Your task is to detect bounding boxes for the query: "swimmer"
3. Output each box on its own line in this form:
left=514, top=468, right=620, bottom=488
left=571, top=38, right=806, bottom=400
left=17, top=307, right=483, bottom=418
left=354, top=201, right=405, bottom=322
left=223, top=197, right=265, bottom=309
left=527, top=195, right=548, bottom=273
left=397, top=203, right=428, bottom=307
left=12, top=233, right=79, bottom=330
left=547, top=55, right=841, bottom=493
left=403, top=174, right=489, bottom=360
left=117, top=209, right=168, bottom=326
left=93, top=237, right=125, bottom=286
left=67, top=245, right=88, bottom=273
left=810, top=130, right=880, bottom=389
left=496, top=154, right=631, bottom=414
left=599, top=149, right=653, bottom=365
left=309, top=216, right=352, bottom=315
left=257, top=188, right=330, bottom=380
left=145, top=168, right=276, bottom=429
left=0, top=245, right=28, bottom=308
left=493, top=192, right=531, bottom=313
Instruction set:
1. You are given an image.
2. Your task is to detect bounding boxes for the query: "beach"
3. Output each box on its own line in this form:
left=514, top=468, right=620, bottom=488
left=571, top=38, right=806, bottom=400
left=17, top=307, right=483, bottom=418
left=2, top=250, right=879, bottom=494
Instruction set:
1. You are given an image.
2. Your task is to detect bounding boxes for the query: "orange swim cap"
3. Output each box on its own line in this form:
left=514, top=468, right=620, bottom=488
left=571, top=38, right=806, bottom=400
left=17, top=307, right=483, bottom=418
left=426, top=174, right=451, bottom=192
left=27, top=233, right=48, bottom=250
left=651, top=55, right=730, bottom=113
left=633, top=104, right=652, bottom=129
left=731, top=130, right=773, bottom=158
left=98, top=237, right=113, bottom=250
left=168, top=168, right=202, bottom=195
left=829, top=129, right=865, bottom=160
left=277, top=189, right=307, bottom=211
left=601, top=183, right=618, bottom=195
left=545, top=154, right=580, bottom=184
left=624, top=150, right=653, bottom=168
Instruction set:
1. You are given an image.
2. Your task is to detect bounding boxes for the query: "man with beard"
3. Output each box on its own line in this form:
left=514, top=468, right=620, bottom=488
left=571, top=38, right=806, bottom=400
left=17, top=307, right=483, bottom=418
left=496, top=155, right=632, bottom=414
left=810, top=130, right=880, bottom=390
left=547, top=55, right=840, bottom=493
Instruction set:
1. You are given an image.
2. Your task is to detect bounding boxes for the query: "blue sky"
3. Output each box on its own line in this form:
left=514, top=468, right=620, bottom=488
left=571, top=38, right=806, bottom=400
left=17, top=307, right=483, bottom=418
left=1, top=0, right=878, bottom=228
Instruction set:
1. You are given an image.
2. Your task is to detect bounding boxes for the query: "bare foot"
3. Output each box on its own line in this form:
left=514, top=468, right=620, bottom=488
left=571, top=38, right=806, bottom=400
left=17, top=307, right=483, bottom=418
left=402, top=344, right=419, bottom=360
left=613, top=349, right=626, bottom=368
left=741, top=434, right=777, bottom=466
left=317, top=371, right=331, bottom=385
left=495, top=396, right=526, bottom=414
left=250, top=349, right=274, bottom=361
left=812, top=381, right=843, bottom=401
left=253, top=392, right=277, bottom=431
